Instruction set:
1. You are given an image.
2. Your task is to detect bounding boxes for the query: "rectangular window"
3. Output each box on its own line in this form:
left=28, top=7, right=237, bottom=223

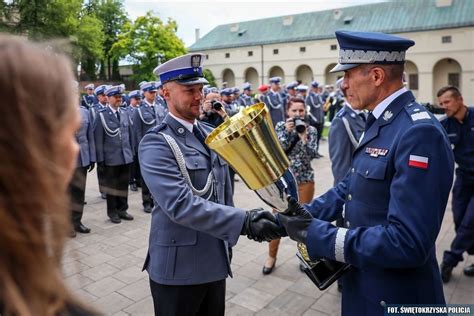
left=300, top=47, right=306, bottom=52
left=330, top=44, right=337, bottom=50
left=248, top=51, right=253, bottom=57
left=225, top=53, right=230, bottom=58
left=273, top=49, right=279, bottom=55
left=448, top=73, right=460, bottom=88
left=441, top=35, right=452, bottom=43
left=409, top=74, right=418, bottom=90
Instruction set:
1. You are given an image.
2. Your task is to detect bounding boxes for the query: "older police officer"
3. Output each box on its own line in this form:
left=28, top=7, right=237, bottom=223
left=139, top=53, right=280, bottom=316
left=277, top=31, right=454, bottom=316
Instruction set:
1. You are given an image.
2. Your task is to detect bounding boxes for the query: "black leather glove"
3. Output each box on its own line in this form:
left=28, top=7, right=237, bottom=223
left=277, top=197, right=313, bottom=244
left=88, top=162, right=95, bottom=172
left=241, top=208, right=284, bottom=242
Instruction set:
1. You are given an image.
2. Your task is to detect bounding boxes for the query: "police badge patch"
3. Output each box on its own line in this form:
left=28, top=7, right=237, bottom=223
left=191, top=55, right=201, bottom=70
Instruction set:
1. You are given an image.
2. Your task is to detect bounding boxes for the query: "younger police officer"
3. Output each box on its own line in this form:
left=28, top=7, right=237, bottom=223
left=438, top=86, right=474, bottom=282
left=139, top=53, right=280, bottom=316
left=95, top=85, right=134, bottom=224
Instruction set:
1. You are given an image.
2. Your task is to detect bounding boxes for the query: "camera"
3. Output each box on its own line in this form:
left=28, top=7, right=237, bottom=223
left=211, top=100, right=223, bottom=111
left=293, top=116, right=306, bottom=133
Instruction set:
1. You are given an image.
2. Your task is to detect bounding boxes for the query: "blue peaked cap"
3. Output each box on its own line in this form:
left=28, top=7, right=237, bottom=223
left=128, top=90, right=141, bottom=99
left=330, top=31, right=415, bottom=73
left=140, top=81, right=158, bottom=92
left=105, top=85, right=124, bottom=97
left=94, top=84, right=108, bottom=96
left=154, top=53, right=209, bottom=86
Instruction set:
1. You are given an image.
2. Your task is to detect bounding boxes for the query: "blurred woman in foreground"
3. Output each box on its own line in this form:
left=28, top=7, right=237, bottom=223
left=0, top=35, right=97, bottom=316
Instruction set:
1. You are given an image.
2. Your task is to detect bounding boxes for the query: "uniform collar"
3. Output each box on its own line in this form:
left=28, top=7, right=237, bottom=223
left=144, top=99, right=156, bottom=107
left=169, top=112, right=195, bottom=133
left=372, top=87, right=408, bottom=119
left=108, top=104, right=119, bottom=113
left=345, top=102, right=362, bottom=114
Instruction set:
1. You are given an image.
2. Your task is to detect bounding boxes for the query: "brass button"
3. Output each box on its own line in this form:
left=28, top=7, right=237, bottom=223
left=347, top=194, right=352, bottom=201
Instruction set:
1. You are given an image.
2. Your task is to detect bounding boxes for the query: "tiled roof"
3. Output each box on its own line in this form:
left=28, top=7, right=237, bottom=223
left=189, top=0, right=474, bottom=51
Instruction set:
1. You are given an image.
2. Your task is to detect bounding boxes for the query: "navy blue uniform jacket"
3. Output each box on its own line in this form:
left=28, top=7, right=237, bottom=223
left=303, top=91, right=454, bottom=315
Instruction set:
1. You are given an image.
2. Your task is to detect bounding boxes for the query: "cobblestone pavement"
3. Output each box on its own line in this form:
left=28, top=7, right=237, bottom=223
left=63, top=139, right=474, bottom=315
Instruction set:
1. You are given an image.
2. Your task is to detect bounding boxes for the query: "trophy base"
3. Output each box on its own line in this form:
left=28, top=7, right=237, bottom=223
left=296, top=252, right=351, bottom=291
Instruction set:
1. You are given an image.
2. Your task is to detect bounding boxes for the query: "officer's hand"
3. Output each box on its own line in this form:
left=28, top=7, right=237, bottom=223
left=241, top=208, right=285, bottom=242
left=88, top=162, right=95, bottom=172
left=277, top=197, right=313, bottom=244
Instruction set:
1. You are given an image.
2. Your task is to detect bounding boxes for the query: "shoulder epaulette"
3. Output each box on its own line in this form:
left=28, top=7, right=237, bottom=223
left=150, top=122, right=168, bottom=134
left=98, top=107, right=107, bottom=113
left=336, top=108, right=346, bottom=118
left=405, top=102, right=434, bottom=124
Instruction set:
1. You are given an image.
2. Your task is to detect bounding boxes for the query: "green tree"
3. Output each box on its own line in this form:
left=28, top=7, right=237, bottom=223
left=203, top=69, right=216, bottom=87
left=90, top=0, right=129, bottom=80
left=76, top=13, right=104, bottom=80
left=111, top=11, right=187, bottom=84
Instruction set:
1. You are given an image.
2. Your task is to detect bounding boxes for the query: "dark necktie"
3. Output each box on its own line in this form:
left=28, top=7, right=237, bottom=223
left=116, top=110, right=120, bottom=122
left=358, top=113, right=367, bottom=123
left=365, top=112, right=376, bottom=131
left=193, top=125, right=209, bottom=153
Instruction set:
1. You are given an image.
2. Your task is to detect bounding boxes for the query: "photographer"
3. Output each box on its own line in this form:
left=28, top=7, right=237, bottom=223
left=200, top=91, right=227, bottom=127
left=261, top=97, right=318, bottom=274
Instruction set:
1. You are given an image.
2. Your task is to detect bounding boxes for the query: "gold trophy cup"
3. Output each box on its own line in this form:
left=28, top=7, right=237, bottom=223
left=206, top=103, right=350, bottom=290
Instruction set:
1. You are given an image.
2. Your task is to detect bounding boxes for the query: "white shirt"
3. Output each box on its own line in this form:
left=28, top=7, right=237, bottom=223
left=169, top=112, right=195, bottom=133
left=144, top=100, right=156, bottom=107
left=372, top=87, right=408, bottom=119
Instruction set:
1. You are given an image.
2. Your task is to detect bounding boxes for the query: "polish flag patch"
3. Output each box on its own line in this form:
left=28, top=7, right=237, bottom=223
left=408, top=155, right=429, bottom=169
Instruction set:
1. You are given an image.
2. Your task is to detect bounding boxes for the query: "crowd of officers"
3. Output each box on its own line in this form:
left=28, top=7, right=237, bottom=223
left=70, top=77, right=345, bottom=235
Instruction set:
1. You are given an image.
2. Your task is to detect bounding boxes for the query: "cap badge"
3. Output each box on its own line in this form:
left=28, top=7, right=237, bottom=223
left=191, top=55, right=201, bottom=70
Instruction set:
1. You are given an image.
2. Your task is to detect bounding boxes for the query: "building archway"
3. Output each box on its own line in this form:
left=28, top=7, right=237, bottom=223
left=244, top=67, right=259, bottom=89
left=433, top=58, right=462, bottom=102
left=405, top=60, right=419, bottom=97
left=324, top=63, right=340, bottom=87
left=295, top=65, right=313, bottom=85
left=268, top=66, right=285, bottom=82
left=222, top=68, right=235, bottom=88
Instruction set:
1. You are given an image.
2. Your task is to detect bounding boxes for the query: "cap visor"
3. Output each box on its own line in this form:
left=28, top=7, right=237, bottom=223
left=330, top=63, right=360, bottom=73
left=176, top=77, right=209, bottom=86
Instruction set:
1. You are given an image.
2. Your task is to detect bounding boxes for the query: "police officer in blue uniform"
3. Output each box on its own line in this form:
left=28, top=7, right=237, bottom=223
left=91, top=84, right=109, bottom=199
left=127, top=90, right=141, bottom=192
left=263, top=77, right=287, bottom=126
left=132, top=81, right=164, bottom=213
left=437, top=86, right=474, bottom=282
left=285, top=81, right=299, bottom=99
left=81, top=83, right=96, bottom=109
left=95, top=85, right=134, bottom=224
left=329, top=78, right=366, bottom=184
left=220, top=88, right=239, bottom=117
left=69, top=98, right=96, bottom=237
left=155, top=80, right=168, bottom=112
left=139, top=53, right=281, bottom=316
left=277, top=31, right=455, bottom=316
left=306, top=81, right=325, bottom=156
left=237, top=82, right=256, bottom=107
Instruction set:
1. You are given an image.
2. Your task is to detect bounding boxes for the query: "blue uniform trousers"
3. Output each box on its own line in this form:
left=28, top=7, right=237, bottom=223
left=104, top=163, right=131, bottom=218
left=443, top=169, right=474, bottom=266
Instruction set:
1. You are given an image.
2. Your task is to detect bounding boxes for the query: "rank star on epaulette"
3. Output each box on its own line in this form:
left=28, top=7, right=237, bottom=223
left=383, top=110, right=393, bottom=121
left=365, top=147, right=389, bottom=157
